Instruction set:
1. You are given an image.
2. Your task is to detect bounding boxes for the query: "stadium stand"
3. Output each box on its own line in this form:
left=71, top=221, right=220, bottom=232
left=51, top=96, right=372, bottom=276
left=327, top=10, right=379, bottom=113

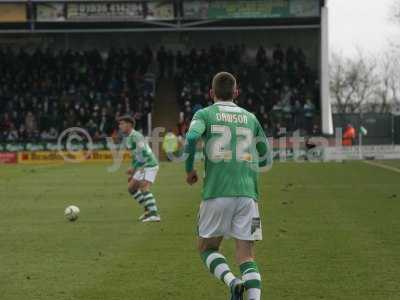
left=0, top=47, right=155, bottom=142
left=0, top=44, right=320, bottom=142
left=174, top=44, right=321, bottom=138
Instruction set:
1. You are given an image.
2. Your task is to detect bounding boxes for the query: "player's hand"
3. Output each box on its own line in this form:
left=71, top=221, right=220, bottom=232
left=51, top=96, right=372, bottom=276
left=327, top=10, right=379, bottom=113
left=186, top=170, right=198, bottom=185
left=126, top=168, right=135, bottom=176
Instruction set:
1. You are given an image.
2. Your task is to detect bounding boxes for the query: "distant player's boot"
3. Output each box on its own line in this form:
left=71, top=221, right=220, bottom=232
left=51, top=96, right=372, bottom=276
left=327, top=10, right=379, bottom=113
left=142, top=212, right=161, bottom=223
left=229, top=278, right=245, bottom=300
left=138, top=210, right=150, bottom=221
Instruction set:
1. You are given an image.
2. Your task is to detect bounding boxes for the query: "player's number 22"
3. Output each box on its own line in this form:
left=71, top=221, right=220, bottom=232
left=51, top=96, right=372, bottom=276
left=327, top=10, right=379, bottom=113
left=209, top=125, right=253, bottom=162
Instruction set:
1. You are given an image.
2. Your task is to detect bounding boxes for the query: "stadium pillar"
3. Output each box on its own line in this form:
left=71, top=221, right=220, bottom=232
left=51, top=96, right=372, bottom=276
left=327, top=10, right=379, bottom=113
left=148, top=113, right=152, bottom=136
left=321, top=2, right=334, bottom=135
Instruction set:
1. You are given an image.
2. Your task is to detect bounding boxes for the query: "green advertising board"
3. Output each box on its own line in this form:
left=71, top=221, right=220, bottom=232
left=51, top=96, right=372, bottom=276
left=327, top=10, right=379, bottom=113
left=184, top=0, right=320, bottom=19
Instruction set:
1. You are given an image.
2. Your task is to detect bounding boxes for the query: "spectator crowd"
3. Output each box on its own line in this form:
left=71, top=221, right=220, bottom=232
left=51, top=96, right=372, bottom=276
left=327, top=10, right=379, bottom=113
left=172, top=44, right=320, bottom=137
left=0, top=47, right=155, bottom=143
left=1, top=43, right=321, bottom=144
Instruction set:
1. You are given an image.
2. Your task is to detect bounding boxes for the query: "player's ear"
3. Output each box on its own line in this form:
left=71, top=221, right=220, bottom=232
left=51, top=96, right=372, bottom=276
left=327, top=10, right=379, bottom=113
left=209, top=89, right=215, bottom=100
left=233, top=87, right=240, bottom=99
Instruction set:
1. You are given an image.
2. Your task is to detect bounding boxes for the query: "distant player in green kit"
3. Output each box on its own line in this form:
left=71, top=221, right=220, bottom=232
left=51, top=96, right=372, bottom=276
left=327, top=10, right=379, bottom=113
left=118, top=115, right=161, bottom=223
left=184, top=72, right=271, bottom=300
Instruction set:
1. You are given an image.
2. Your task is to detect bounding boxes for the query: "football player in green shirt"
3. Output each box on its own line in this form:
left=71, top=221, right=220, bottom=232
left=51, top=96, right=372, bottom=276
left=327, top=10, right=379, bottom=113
left=184, top=72, right=271, bottom=300
left=118, top=115, right=161, bottom=223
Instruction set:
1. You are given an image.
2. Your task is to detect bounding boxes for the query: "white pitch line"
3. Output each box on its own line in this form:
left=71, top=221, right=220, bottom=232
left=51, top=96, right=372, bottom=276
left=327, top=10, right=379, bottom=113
left=363, top=160, right=400, bottom=174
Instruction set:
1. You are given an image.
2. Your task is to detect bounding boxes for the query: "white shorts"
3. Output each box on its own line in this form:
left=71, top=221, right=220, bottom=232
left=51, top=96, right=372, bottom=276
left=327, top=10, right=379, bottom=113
left=198, top=197, right=262, bottom=241
left=132, top=166, right=159, bottom=183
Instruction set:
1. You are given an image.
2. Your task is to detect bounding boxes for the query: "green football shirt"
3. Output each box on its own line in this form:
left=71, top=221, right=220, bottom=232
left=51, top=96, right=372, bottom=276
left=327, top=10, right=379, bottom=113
left=185, top=101, right=271, bottom=201
left=126, top=130, right=158, bottom=169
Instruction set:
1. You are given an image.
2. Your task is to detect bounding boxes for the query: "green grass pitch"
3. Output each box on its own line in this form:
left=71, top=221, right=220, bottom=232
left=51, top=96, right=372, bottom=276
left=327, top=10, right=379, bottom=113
left=1, top=161, right=400, bottom=300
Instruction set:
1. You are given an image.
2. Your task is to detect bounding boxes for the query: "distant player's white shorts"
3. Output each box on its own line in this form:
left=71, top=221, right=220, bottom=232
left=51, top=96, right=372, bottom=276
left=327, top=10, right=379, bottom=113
left=132, top=166, right=159, bottom=183
left=198, top=197, right=262, bottom=241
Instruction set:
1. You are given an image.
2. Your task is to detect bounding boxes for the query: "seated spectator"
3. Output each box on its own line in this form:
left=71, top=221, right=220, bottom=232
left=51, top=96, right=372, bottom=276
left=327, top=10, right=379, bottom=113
left=0, top=44, right=319, bottom=145
left=273, top=44, right=285, bottom=64
left=174, top=44, right=319, bottom=137
left=0, top=47, right=155, bottom=141
left=177, top=118, right=189, bottom=138
left=303, top=99, right=316, bottom=134
left=6, top=123, right=19, bottom=141
left=40, top=130, right=52, bottom=140
left=0, top=112, right=12, bottom=132
left=25, top=112, right=37, bottom=135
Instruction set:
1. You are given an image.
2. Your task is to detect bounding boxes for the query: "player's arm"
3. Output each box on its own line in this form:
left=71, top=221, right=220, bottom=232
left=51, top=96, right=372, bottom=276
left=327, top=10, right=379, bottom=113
left=184, top=110, right=206, bottom=185
left=255, top=120, right=273, bottom=170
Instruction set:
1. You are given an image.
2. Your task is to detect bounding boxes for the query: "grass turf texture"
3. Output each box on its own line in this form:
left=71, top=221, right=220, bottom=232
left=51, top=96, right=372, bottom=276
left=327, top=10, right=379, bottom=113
left=1, top=161, right=400, bottom=300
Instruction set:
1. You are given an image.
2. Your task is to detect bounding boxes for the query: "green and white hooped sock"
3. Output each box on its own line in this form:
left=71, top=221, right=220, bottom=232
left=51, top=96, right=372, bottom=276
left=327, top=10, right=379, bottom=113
left=130, top=190, right=145, bottom=205
left=240, top=261, right=261, bottom=300
left=201, top=250, right=236, bottom=287
left=141, top=191, right=158, bottom=215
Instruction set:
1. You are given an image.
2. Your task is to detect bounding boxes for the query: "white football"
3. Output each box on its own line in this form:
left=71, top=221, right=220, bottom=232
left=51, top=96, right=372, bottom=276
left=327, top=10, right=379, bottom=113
left=64, top=205, right=80, bottom=222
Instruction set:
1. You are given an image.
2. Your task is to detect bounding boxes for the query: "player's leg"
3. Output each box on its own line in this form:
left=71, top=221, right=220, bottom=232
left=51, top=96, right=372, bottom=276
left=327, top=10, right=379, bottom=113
left=198, top=237, right=236, bottom=286
left=128, top=176, right=143, bottom=216
left=236, top=241, right=261, bottom=300
left=231, top=198, right=263, bottom=300
left=128, top=169, right=153, bottom=221
left=139, top=167, right=161, bottom=222
left=139, top=180, right=160, bottom=222
left=198, top=198, right=244, bottom=299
